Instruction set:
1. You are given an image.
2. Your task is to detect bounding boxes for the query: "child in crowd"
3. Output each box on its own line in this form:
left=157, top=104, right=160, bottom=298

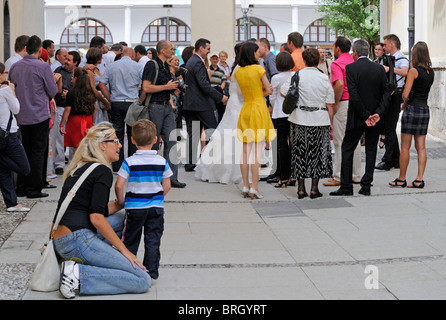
left=115, top=119, right=172, bottom=279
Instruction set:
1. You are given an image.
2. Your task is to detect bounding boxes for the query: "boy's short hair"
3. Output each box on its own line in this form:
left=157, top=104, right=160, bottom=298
left=132, top=119, right=157, bottom=147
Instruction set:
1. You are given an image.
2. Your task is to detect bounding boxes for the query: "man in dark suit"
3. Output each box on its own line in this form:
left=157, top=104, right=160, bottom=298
left=183, top=38, right=228, bottom=171
left=330, top=39, right=390, bottom=197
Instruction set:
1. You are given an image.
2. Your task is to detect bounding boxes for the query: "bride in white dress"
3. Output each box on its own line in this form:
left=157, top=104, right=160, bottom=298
left=195, top=46, right=244, bottom=184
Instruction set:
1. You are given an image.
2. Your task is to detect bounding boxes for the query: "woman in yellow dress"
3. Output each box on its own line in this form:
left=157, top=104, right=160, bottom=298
left=235, top=42, right=276, bottom=199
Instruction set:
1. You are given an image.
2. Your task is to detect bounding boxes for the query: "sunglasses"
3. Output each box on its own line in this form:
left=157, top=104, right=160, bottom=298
left=103, top=139, right=120, bottom=145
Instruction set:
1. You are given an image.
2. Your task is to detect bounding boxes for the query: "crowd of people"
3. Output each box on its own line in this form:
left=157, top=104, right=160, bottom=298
left=0, top=30, right=435, bottom=298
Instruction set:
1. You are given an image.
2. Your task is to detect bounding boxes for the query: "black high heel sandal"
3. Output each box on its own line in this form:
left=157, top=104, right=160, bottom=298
left=310, top=190, right=323, bottom=199
left=287, top=180, right=297, bottom=187
left=297, top=190, right=308, bottom=199
left=275, top=180, right=289, bottom=188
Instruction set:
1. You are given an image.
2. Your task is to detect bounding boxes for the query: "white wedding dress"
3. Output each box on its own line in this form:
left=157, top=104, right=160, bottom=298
left=195, top=66, right=244, bottom=184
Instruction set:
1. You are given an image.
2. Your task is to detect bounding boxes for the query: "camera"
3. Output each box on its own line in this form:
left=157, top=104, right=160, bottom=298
left=173, top=68, right=188, bottom=93
left=1, top=81, right=18, bottom=88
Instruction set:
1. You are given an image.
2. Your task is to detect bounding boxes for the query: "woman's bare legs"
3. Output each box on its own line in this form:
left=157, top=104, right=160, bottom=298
left=241, top=142, right=253, bottom=190
left=250, top=141, right=264, bottom=192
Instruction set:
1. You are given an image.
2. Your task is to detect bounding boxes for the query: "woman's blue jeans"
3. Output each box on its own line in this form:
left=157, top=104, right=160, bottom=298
left=53, top=210, right=151, bottom=296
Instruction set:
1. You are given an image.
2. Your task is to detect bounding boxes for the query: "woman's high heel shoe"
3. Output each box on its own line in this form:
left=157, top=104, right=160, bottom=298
left=287, top=180, right=297, bottom=187
left=275, top=180, right=288, bottom=188
left=297, top=190, right=308, bottom=200
left=249, top=188, right=264, bottom=200
left=242, top=187, right=250, bottom=198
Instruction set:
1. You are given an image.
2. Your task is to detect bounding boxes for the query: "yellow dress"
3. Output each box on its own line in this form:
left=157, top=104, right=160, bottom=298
left=235, top=65, right=277, bottom=143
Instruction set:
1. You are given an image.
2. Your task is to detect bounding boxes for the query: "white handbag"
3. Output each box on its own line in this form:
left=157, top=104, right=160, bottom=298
left=29, top=163, right=100, bottom=292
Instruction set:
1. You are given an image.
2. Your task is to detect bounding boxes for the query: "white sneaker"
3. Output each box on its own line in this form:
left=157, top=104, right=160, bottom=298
left=60, top=261, right=79, bottom=299
left=7, top=205, right=30, bottom=212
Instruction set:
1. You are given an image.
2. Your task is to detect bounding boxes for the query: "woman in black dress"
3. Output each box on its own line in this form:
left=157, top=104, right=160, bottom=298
left=389, top=42, right=434, bottom=189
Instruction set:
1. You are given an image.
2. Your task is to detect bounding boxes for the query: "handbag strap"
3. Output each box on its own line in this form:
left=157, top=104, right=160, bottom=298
left=144, top=60, right=159, bottom=108
left=5, top=112, right=13, bottom=133
left=51, top=163, right=100, bottom=238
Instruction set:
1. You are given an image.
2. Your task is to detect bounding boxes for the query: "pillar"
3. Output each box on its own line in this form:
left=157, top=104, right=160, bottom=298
left=0, top=0, right=45, bottom=60
left=292, top=5, right=299, bottom=33
left=125, top=5, right=133, bottom=47
left=190, top=0, right=235, bottom=60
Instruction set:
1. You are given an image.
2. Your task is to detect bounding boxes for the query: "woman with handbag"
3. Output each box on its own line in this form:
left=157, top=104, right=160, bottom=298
left=51, top=122, right=151, bottom=299
left=0, top=62, right=31, bottom=212
left=280, top=48, right=335, bottom=199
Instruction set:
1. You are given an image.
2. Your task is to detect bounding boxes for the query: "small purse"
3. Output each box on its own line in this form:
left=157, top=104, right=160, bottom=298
left=29, top=163, right=100, bottom=292
left=0, top=112, right=13, bottom=151
left=282, top=71, right=300, bottom=115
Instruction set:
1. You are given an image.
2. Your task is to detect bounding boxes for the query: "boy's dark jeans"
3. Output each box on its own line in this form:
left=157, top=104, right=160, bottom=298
left=122, top=207, right=164, bottom=279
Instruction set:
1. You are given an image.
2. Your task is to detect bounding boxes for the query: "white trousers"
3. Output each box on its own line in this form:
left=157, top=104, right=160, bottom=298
left=50, top=106, right=66, bottom=170
left=332, top=100, right=362, bottom=182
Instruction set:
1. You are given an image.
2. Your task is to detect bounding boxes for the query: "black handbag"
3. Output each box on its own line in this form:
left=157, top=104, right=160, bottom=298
left=0, top=112, right=13, bottom=151
left=282, top=71, right=300, bottom=115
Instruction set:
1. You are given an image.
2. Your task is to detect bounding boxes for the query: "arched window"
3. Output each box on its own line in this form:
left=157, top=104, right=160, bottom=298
left=60, top=18, right=113, bottom=47
left=303, top=19, right=340, bottom=46
left=236, top=17, right=275, bottom=45
left=141, top=17, right=191, bottom=46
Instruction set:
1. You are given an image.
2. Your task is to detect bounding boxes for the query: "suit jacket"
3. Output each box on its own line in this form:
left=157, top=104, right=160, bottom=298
left=183, top=54, right=223, bottom=112
left=345, top=57, right=390, bottom=131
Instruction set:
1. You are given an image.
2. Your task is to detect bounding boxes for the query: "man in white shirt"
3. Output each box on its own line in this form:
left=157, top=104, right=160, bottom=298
left=50, top=48, right=68, bottom=72
left=135, top=45, right=150, bottom=67
left=103, top=43, right=124, bottom=66
left=5, top=35, right=29, bottom=72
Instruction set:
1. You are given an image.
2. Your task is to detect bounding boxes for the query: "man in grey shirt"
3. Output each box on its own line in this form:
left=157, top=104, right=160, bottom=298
left=9, top=35, right=60, bottom=198
left=99, top=47, right=144, bottom=171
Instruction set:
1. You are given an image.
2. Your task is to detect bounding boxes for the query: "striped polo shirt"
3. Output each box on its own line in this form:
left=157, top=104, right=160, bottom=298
left=118, top=150, right=173, bottom=209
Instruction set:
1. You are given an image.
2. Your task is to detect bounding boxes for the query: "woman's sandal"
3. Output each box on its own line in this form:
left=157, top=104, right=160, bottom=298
left=297, top=190, right=308, bottom=200
left=287, top=180, right=297, bottom=187
left=389, top=179, right=407, bottom=188
left=275, top=180, right=289, bottom=188
left=408, top=180, right=425, bottom=189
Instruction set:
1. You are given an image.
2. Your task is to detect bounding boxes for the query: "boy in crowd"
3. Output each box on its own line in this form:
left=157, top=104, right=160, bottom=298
left=115, top=119, right=172, bottom=280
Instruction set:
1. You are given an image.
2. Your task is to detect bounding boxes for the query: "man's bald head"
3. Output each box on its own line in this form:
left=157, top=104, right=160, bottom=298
left=123, top=47, right=135, bottom=60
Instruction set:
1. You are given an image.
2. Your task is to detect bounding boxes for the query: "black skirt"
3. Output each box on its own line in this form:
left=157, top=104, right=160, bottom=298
left=401, top=104, right=430, bottom=136
left=290, top=124, right=333, bottom=179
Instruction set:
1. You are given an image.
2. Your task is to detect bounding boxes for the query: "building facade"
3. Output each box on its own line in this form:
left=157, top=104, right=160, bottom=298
left=42, top=0, right=326, bottom=59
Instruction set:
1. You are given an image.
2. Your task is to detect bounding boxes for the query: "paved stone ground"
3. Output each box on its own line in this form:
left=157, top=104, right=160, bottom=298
left=2, top=133, right=446, bottom=300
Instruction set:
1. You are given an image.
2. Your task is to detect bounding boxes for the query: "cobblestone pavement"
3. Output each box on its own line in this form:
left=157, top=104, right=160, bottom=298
left=2, top=134, right=446, bottom=300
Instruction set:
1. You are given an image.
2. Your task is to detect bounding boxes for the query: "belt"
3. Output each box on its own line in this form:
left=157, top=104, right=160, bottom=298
left=150, top=100, right=170, bottom=106
left=111, top=99, right=138, bottom=103
left=298, top=106, right=328, bottom=112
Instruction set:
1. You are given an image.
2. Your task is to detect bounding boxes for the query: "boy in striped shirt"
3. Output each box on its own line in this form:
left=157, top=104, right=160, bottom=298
left=115, top=119, right=172, bottom=279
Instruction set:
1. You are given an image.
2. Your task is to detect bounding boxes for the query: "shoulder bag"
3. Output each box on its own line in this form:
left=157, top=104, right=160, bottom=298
left=29, top=163, right=100, bottom=292
left=282, top=71, right=300, bottom=115
left=125, top=61, right=159, bottom=127
left=0, top=112, right=13, bottom=151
